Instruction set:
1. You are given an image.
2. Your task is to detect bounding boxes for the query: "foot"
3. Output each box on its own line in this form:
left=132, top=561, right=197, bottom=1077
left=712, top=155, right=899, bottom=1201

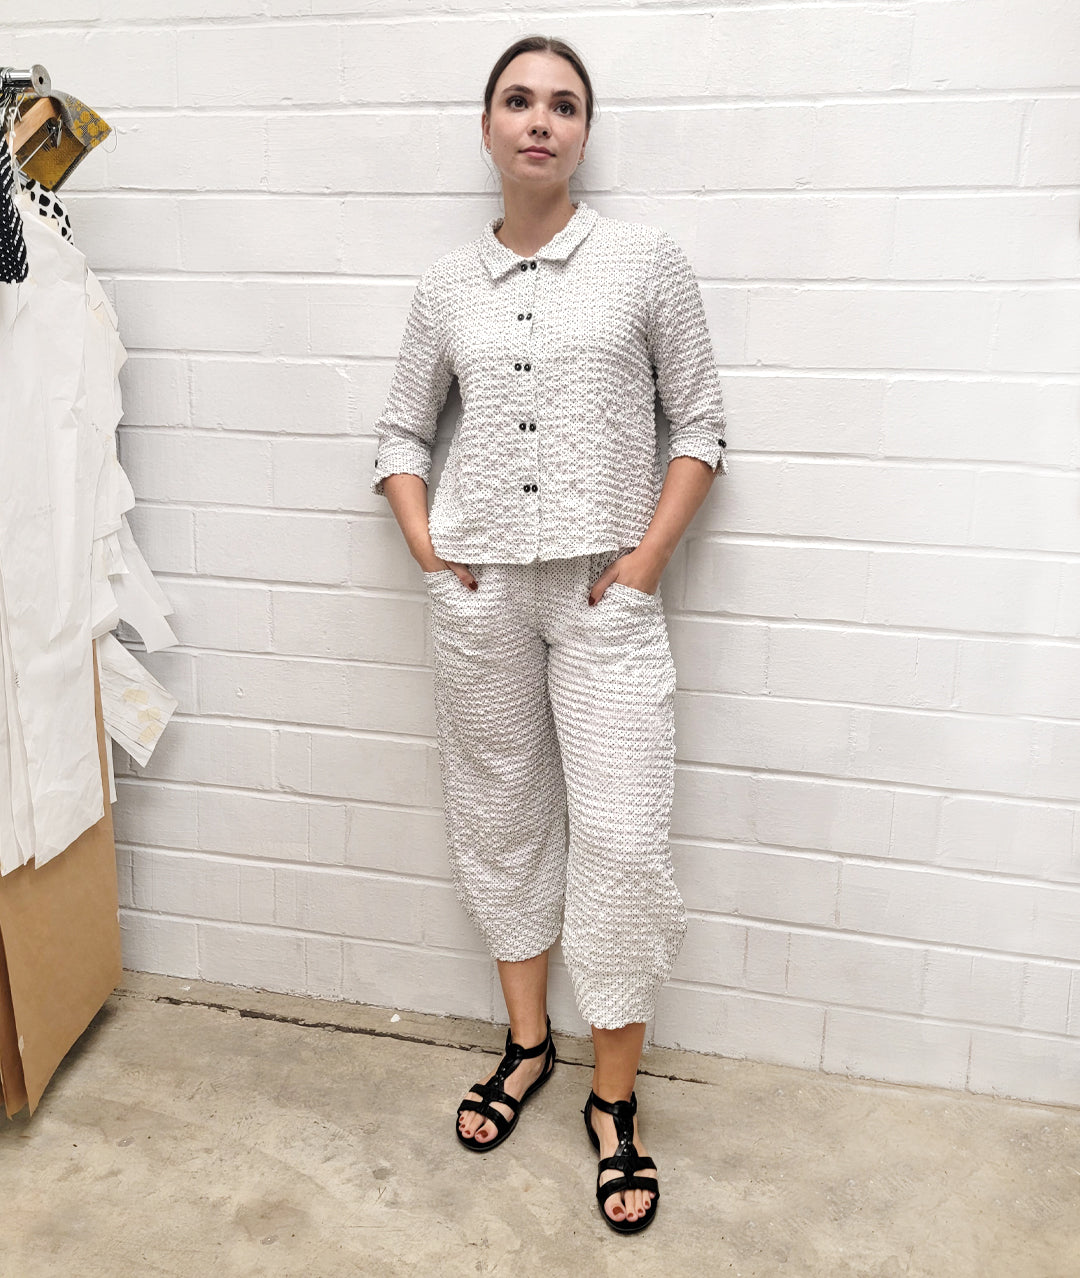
left=587, top=1100, right=657, bottom=1225
left=457, top=1032, right=551, bottom=1144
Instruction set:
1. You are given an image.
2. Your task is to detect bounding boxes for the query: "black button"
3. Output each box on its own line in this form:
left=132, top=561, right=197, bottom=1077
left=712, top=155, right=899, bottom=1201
left=531, top=483, right=538, bottom=492
left=523, top=484, right=530, bottom=492
left=519, top=422, right=527, bottom=431
left=718, top=439, right=726, bottom=447
left=523, top=362, right=531, bottom=371
left=514, top=362, right=522, bottom=370
left=518, top=313, right=525, bottom=320
left=519, top=263, right=527, bottom=272
left=528, top=423, right=536, bottom=431
left=374, top=460, right=378, bottom=467
left=529, top=261, right=537, bottom=270
left=526, top=312, right=532, bottom=319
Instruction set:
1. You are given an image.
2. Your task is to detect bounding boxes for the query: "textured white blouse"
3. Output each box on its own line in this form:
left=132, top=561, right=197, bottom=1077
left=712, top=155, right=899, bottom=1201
left=370, top=199, right=728, bottom=564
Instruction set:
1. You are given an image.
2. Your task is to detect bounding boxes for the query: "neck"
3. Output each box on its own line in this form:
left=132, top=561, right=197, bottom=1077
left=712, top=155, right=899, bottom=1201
left=494, top=188, right=578, bottom=257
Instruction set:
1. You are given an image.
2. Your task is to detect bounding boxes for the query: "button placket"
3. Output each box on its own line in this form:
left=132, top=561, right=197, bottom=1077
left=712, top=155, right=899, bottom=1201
left=515, top=260, right=540, bottom=497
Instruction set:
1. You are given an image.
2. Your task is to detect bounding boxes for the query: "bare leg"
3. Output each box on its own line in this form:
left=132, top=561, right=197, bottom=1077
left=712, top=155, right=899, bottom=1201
left=457, top=949, right=552, bottom=1142
left=588, top=1021, right=656, bottom=1224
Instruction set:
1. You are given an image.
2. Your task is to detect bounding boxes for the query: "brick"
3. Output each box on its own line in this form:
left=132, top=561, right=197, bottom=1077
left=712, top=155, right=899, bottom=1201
left=121, top=429, right=274, bottom=507
left=270, top=588, right=428, bottom=664
left=102, top=115, right=267, bottom=191
left=158, top=579, right=272, bottom=653
left=810, top=100, right=1024, bottom=189
left=195, top=510, right=350, bottom=584
left=667, top=617, right=769, bottom=695
left=747, top=286, right=998, bottom=371
left=938, top=794, right=1076, bottom=880
left=112, top=279, right=307, bottom=355
left=195, top=652, right=434, bottom=735
left=822, top=1007, right=970, bottom=1090
left=881, top=378, right=1078, bottom=467
left=125, top=503, right=195, bottom=575
left=766, top=625, right=957, bottom=709
left=271, top=438, right=369, bottom=511
left=684, top=540, right=870, bottom=622
left=198, top=921, right=306, bottom=993
left=180, top=197, right=342, bottom=273
left=178, top=24, right=340, bottom=107
left=674, top=842, right=838, bottom=925
left=341, top=940, right=493, bottom=1021
left=655, top=984, right=825, bottom=1071
left=124, top=719, right=274, bottom=790
left=190, top=358, right=352, bottom=434
left=120, top=354, right=190, bottom=429
left=892, top=193, right=1080, bottom=281
left=910, top=0, right=1079, bottom=91
left=275, top=729, right=440, bottom=808
left=967, top=1026, right=1080, bottom=1106
left=120, top=911, right=199, bottom=977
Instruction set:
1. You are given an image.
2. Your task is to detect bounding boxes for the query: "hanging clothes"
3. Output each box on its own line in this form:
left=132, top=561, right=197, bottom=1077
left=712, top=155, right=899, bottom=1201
left=0, top=132, right=27, bottom=283
left=0, top=148, right=178, bottom=874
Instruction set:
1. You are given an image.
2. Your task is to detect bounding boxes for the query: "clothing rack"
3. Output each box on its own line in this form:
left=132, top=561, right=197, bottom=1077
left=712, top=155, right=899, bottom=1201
left=0, top=67, right=124, bottom=1118
left=0, top=65, right=52, bottom=98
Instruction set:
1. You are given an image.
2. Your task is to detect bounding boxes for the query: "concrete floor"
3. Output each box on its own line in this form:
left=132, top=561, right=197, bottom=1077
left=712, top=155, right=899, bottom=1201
left=2, top=973, right=1079, bottom=1278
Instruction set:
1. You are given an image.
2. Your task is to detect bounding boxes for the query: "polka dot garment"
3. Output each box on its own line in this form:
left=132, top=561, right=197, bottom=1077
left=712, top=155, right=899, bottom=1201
left=370, top=200, right=728, bottom=565
left=423, top=547, right=686, bottom=1029
left=0, top=135, right=28, bottom=284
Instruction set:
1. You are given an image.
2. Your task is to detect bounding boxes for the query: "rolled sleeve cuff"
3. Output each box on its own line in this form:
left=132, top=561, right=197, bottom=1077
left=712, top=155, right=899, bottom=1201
left=668, top=433, right=729, bottom=476
left=371, top=442, right=432, bottom=496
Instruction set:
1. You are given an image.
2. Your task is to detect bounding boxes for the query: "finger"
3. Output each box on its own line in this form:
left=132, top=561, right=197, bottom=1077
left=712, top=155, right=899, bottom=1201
left=587, top=571, right=613, bottom=606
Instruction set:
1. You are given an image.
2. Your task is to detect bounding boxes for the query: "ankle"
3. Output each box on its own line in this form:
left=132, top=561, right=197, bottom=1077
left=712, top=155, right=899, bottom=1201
left=509, top=1017, right=549, bottom=1050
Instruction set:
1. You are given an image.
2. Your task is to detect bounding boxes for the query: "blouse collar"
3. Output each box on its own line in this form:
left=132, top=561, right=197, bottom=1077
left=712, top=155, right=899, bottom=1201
left=477, top=199, right=599, bottom=281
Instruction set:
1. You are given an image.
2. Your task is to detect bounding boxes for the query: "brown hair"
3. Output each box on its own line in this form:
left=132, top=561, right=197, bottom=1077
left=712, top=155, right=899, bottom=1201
left=483, top=35, right=596, bottom=131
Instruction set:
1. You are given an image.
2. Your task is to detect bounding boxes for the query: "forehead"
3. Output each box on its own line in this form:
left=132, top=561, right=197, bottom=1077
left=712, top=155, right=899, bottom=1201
left=495, top=50, right=586, bottom=98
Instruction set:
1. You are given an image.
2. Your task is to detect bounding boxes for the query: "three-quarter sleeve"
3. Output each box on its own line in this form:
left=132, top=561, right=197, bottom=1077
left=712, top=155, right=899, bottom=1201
left=646, top=230, right=729, bottom=476
left=370, top=274, right=454, bottom=497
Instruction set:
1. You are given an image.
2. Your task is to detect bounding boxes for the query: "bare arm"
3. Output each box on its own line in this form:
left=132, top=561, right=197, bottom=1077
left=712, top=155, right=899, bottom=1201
left=382, top=473, right=477, bottom=586
left=588, top=456, right=715, bottom=602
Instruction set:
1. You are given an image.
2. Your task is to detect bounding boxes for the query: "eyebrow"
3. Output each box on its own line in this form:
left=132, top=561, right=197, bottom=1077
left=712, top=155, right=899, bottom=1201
left=502, top=83, right=583, bottom=106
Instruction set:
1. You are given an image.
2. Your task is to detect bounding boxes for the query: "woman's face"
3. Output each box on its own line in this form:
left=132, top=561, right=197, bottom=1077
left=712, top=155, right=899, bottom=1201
left=483, top=51, right=589, bottom=193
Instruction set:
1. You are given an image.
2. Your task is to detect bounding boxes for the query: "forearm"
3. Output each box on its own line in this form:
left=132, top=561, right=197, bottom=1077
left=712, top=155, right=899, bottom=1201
left=636, top=455, right=717, bottom=570
left=381, top=472, right=441, bottom=571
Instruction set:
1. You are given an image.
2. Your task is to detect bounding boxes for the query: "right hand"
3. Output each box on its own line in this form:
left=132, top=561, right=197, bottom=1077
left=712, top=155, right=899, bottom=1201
left=420, top=557, right=478, bottom=590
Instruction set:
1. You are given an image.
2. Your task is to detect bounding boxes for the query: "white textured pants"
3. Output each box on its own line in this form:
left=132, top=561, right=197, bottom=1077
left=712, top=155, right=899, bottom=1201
left=423, top=547, right=687, bottom=1030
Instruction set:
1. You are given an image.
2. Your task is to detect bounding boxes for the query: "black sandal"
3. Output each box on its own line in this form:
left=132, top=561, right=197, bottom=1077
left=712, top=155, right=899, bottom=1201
left=582, top=1089, right=660, bottom=1233
left=455, top=1015, right=556, bottom=1152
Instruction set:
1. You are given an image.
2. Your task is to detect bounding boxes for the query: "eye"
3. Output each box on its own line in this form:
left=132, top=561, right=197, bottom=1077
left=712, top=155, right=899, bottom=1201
left=557, top=102, right=576, bottom=115
left=507, top=94, right=526, bottom=108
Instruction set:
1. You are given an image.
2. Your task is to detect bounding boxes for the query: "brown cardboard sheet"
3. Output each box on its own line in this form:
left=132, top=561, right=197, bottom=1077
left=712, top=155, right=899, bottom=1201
left=0, top=645, right=121, bottom=1117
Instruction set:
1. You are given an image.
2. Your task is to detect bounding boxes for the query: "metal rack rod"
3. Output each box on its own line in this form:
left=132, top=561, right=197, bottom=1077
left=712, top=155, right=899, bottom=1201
left=0, top=65, right=52, bottom=98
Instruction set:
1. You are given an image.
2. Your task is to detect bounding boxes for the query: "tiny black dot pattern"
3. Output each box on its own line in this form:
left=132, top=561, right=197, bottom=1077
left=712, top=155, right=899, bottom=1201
left=0, top=137, right=28, bottom=284
left=370, top=200, right=728, bottom=564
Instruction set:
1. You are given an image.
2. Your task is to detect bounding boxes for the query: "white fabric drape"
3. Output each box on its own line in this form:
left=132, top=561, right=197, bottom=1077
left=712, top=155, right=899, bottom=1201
left=0, top=174, right=178, bottom=875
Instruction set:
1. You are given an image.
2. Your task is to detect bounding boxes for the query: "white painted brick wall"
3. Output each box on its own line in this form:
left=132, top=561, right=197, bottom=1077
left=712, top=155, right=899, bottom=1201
left=5, top=0, right=1079, bottom=1107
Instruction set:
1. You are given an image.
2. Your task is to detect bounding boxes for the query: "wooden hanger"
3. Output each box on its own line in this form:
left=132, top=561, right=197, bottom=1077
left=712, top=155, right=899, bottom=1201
left=11, top=96, right=59, bottom=154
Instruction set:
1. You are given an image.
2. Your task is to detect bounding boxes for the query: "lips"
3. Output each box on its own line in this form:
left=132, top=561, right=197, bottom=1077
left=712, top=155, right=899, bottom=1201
left=522, top=147, right=553, bottom=156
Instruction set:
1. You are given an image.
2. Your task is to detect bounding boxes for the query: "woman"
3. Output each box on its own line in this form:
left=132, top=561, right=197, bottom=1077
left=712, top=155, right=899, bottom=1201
left=370, top=34, right=727, bottom=1234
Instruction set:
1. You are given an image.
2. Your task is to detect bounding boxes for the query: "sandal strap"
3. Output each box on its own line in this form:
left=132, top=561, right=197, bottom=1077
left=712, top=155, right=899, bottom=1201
left=586, top=1089, right=637, bottom=1118
left=456, top=1098, right=513, bottom=1134
left=597, top=1175, right=661, bottom=1205
left=598, top=1152, right=657, bottom=1176
left=461, top=1077, right=521, bottom=1113
left=488, top=1016, right=552, bottom=1087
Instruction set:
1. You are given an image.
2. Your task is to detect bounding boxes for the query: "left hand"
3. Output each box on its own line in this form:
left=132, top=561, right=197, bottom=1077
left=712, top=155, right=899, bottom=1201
left=587, top=548, right=664, bottom=605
